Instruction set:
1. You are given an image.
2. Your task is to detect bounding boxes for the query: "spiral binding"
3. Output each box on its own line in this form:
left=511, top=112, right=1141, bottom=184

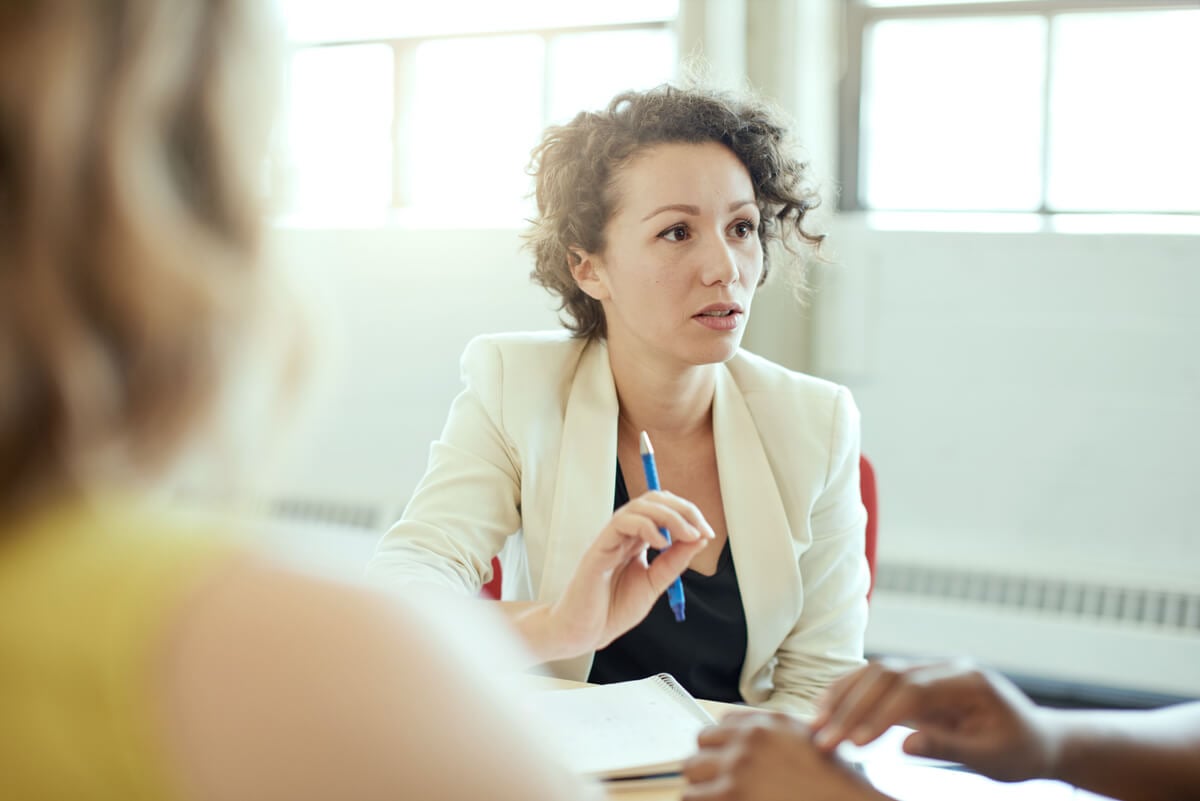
left=653, top=673, right=715, bottom=724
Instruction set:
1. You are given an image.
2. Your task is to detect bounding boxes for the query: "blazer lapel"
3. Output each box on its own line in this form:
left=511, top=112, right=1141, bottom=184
left=539, top=339, right=620, bottom=605
left=713, top=364, right=802, bottom=686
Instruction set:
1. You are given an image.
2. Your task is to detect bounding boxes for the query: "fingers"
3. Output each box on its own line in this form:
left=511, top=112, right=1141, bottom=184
left=681, top=749, right=723, bottom=785
left=644, top=536, right=708, bottom=592
left=814, top=659, right=1016, bottom=760
left=616, top=491, right=715, bottom=547
left=813, top=660, right=915, bottom=751
left=902, top=729, right=964, bottom=764
left=811, top=665, right=872, bottom=729
left=685, top=713, right=793, bottom=785
left=695, top=711, right=761, bottom=746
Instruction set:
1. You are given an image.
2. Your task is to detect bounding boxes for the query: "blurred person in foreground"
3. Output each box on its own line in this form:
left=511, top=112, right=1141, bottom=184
left=681, top=658, right=1200, bottom=801
left=0, top=2, right=593, bottom=799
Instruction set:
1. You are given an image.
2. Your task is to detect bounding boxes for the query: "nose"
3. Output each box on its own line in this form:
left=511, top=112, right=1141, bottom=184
left=700, top=237, right=739, bottom=287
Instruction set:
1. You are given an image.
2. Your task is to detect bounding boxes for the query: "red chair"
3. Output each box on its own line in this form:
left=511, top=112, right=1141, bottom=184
left=860, top=454, right=878, bottom=601
left=482, top=454, right=878, bottom=601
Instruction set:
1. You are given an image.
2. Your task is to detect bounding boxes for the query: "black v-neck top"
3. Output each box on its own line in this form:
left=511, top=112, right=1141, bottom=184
left=586, top=462, right=749, bottom=703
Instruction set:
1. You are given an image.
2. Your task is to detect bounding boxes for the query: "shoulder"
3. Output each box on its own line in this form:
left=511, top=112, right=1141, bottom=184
left=161, top=560, right=588, bottom=800
left=458, top=330, right=596, bottom=417
left=727, top=348, right=853, bottom=415
left=461, top=330, right=585, bottom=376
left=725, top=349, right=860, bottom=464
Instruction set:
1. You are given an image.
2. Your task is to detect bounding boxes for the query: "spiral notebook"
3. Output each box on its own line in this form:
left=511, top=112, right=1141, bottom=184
left=527, top=673, right=716, bottom=782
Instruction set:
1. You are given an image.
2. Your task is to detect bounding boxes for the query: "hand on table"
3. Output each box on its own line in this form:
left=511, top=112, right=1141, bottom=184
left=810, top=659, right=1056, bottom=783
left=682, top=711, right=887, bottom=801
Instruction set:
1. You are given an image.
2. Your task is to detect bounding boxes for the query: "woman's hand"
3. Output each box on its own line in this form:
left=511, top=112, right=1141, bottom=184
left=682, top=711, right=890, bottom=801
left=809, top=659, right=1056, bottom=783
left=536, top=490, right=714, bottom=660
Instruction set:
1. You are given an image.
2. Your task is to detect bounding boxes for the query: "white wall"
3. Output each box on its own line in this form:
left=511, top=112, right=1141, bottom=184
left=262, top=226, right=560, bottom=517
left=811, top=216, right=1200, bottom=695
left=814, top=218, right=1200, bottom=588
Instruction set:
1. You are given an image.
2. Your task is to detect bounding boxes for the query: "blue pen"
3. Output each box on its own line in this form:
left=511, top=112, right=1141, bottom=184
left=639, top=431, right=686, bottom=622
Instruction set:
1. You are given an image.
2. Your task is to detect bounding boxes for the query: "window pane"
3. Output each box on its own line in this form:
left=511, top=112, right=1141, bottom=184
left=547, top=30, right=677, bottom=125
left=407, top=36, right=544, bottom=213
left=281, top=0, right=678, bottom=43
left=862, top=0, right=1027, bottom=6
left=280, top=44, right=393, bottom=220
left=861, top=17, right=1046, bottom=211
left=1047, top=10, right=1200, bottom=213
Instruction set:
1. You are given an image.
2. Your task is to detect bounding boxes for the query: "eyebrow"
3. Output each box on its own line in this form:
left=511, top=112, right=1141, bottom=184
left=640, top=199, right=757, bottom=222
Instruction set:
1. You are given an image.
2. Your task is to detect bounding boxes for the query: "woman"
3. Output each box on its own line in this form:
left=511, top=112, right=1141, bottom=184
left=372, top=85, right=870, bottom=714
left=0, top=2, right=592, bottom=799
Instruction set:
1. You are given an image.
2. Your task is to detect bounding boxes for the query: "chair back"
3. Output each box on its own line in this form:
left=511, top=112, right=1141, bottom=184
left=860, top=454, right=878, bottom=601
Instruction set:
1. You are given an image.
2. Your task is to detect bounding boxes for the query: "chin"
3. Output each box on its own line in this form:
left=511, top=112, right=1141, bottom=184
left=685, top=337, right=744, bottom=366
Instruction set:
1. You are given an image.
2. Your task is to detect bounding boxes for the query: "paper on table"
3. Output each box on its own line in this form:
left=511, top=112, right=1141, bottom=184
left=526, top=674, right=715, bottom=781
left=836, top=725, right=961, bottom=769
left=847, top=727, right=1077, bottom=801
left=862, top=762, right=1077, bottom=801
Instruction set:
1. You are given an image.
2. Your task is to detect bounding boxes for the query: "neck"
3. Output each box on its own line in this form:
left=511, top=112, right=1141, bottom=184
left=606, top=341, right=717, bottom=440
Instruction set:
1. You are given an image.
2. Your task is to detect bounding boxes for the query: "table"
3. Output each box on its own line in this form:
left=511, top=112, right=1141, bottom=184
left=519, top=675, right=1107, bottom=801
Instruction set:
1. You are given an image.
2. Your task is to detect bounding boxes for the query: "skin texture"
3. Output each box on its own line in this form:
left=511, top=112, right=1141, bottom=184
left=572, top=140, right=764, bottom=374
left=810, top=659, right=1056, bottom=780
left=683, top=659, right=1200, bottom=801
left=162, top=557, right=600, bottom=801
left=506, top=490, right=714, bottom=663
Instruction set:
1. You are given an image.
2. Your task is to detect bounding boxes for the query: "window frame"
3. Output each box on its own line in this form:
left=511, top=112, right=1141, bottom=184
left=839, top=0, right=1200, bottom=216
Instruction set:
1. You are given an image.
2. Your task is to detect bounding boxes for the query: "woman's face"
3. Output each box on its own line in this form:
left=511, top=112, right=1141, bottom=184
left=573, top=141, right=763, bottom=371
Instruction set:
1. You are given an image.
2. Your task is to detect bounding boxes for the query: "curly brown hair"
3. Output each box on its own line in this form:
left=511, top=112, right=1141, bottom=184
left=0, top=0, right=277, bottom=520
left=525, top=83, right=824, bottom=340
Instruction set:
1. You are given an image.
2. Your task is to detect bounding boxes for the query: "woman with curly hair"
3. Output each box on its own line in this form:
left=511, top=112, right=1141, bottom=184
left=373, top=84, right=870, bottom=714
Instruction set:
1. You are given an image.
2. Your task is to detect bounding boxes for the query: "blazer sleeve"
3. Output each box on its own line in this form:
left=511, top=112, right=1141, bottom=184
left=368, top=338, right=522, bottom=594
left=760, top=386, right=870, bottom=716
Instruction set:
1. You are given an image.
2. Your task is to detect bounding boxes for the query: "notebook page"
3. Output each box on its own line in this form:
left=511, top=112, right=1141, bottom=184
left=527, top=675, right=715, bottom=779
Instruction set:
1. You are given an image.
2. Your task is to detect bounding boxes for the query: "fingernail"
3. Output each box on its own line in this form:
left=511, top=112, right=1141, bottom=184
left=851, top=726, right=870, bottom=744
left=813, top=729, right=834, bottom=748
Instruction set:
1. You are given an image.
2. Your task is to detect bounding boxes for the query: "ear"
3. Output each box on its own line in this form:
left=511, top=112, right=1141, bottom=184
left=569, top=247, right=610, bottom=301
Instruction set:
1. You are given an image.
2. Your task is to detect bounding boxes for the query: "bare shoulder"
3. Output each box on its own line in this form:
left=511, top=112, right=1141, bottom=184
left=159, top=557, right=592, bottom=801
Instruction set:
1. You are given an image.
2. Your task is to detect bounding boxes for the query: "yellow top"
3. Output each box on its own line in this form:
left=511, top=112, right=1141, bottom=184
left=0, top=499, right=239, bottom=801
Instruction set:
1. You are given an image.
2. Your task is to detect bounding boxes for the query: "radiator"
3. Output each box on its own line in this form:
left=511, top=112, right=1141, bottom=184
left=866, top=560, right=1200, bottom=697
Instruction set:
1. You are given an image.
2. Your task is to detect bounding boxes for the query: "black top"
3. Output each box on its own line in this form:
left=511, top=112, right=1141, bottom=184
left=586, top=462, right=748, bottom=704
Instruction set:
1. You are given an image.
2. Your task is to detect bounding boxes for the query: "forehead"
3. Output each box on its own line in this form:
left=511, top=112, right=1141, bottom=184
left=609, top=141, right=756, bottom=217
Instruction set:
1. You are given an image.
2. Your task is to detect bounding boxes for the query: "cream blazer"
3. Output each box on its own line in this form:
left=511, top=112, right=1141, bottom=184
left=371, top=331, right=869, bottom=715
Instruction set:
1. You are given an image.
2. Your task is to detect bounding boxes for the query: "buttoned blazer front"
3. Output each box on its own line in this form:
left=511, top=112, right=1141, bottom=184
left=371, top=330, right=869, bottom=714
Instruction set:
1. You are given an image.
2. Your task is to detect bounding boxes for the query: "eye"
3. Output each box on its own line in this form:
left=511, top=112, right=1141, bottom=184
left=730, top=220, right=757, bottom=239
left=658, top=224, right=690, bottom=242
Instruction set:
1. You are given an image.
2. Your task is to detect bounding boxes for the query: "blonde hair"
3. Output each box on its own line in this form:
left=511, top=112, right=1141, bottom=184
left=0, top=0, right=278, bottom=519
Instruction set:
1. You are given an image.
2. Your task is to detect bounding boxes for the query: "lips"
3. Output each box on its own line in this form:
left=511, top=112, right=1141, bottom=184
left=693, top=303, right=744, bottom=318
left=692, top=303, right=744, bottom=331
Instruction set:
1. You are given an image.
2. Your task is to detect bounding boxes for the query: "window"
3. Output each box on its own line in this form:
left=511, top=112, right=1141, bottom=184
left=844, top=1, right=1200, bottom=216
left=275, top=1, right=679, bottom=224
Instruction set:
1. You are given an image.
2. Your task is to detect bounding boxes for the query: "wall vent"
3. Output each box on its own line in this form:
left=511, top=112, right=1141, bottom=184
left=267, top=497, right=386, bottom=531
left=875, top=562, right=1200, bottom=635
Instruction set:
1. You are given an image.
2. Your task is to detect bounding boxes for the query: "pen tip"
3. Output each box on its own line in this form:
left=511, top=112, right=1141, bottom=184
left=639, top=430, right=653, bottom=455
